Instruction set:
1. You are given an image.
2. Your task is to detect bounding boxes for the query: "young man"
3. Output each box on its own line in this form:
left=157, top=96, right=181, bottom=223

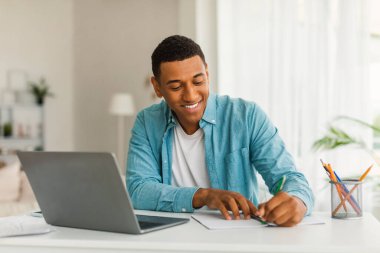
left=126, top=35, right=313, bottom=226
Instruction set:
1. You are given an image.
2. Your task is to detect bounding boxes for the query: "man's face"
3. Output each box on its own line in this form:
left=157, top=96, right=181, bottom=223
left=151, top=55, right=209, bottom=134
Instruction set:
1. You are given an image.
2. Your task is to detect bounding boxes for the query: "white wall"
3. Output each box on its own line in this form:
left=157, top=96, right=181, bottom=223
left=0, top=0, right=74, bottom=151
left=73, top=0, right=179, bottom=160
left=0, top=0, right=205, bottom=161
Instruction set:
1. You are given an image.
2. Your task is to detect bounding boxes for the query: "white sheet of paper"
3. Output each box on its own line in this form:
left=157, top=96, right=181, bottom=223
left=0, top=215, right=55, bottom=237
left=192, top=213, right=267, bottom=230
left=192, top=212, right=325, bottom=230
left=296, top=216, right=326, bottom=226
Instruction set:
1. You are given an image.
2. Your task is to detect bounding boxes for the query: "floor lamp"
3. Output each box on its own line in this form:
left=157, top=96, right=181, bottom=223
left=109, top=93, right=135, bottom=170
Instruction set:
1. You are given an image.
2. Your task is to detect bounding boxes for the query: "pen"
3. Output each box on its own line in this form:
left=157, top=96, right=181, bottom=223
left=275, top=175, right=286, bottom=195
left=250, top=176, right=286, bottom=224
left=251, top=214, right=268, bottom=225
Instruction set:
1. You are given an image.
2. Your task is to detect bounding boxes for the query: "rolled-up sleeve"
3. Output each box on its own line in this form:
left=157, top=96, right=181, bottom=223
left=249, top=105, right=314, bottom=215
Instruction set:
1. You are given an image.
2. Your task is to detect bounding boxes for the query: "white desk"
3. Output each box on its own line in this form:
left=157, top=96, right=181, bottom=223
left=1, top=211, right=380, bottom=253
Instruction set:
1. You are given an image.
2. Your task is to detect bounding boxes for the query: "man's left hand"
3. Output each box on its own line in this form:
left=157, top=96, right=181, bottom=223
left=255, top=192, right=307, bottom=227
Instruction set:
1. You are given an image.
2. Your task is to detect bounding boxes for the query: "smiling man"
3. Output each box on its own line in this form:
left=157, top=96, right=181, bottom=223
left=126, top=35, right=314, bottom=226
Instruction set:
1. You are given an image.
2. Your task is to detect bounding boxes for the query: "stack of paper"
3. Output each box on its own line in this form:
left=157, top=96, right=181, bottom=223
left=0, top=215, right=55, bottom=237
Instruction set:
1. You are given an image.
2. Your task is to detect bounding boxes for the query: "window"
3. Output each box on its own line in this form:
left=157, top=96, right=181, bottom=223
left=369, top=0, right=380, bottom=149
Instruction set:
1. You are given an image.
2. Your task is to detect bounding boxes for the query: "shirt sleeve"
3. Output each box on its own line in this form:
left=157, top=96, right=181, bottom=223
left=126, top=112, right=199, bottom=213
left=249, top=104, right=314, bottom=215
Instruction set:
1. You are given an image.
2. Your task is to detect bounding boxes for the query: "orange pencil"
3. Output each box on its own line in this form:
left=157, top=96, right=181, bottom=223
left=325, top=163, right=348, bottom=212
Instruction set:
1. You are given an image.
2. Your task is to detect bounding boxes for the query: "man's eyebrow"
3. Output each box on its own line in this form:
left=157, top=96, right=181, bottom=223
left=166, top=79, right=181, bottom=85
left=193, top=73, right=205, bottom=78
left=165, top=73, right=205, bottom=85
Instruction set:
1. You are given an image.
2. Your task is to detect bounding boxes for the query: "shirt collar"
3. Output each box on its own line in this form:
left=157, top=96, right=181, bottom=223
left=167, top=105, right=176, bottom=126
left=201, top=93, right=217, bottom=125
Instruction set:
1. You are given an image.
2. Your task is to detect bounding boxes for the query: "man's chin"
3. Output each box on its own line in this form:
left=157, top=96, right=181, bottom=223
left=176, top=113, right=202, bottom=125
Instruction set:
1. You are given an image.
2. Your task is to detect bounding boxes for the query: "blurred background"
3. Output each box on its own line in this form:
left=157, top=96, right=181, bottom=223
left=0, top=0, right=380, bottom=218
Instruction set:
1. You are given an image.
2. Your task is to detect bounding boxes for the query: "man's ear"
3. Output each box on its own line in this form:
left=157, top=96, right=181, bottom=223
left=151, top=76, right=163, bottom=98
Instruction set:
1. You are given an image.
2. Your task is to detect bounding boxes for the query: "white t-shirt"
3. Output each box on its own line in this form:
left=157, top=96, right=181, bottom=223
left=171, top=122, right=210, bottom=188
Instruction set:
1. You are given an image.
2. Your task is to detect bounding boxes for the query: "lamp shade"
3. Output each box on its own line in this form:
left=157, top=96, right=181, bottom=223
left=109, top=93, right=135, bottom=116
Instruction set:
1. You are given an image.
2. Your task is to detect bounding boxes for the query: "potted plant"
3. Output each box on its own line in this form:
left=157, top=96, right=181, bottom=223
left=312, top=116, right=380, bottom=165
left=28, top=77, right=54, bottom=105
left=3, top=122, right=12, bottom=137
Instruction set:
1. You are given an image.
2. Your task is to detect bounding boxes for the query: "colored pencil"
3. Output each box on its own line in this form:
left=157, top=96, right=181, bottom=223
left=320, top=160, right=348, bottom=212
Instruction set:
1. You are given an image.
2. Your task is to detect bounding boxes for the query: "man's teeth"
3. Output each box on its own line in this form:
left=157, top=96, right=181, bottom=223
left=185, top=102, right=198, bottom=109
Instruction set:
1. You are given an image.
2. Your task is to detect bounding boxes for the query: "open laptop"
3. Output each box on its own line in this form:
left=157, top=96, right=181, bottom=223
left=17, top=151, right=189, bottom=234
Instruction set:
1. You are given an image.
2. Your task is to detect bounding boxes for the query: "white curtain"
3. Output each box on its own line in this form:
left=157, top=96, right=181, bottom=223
left=217, top=0, right=371, bottom=210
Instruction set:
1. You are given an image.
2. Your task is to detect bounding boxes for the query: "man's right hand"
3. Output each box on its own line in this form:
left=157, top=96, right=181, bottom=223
left=192, top=188, right=257, bottom=220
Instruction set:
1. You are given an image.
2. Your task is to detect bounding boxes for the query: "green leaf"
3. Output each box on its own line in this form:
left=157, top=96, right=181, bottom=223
left=312, top=125, right=362, bottom=151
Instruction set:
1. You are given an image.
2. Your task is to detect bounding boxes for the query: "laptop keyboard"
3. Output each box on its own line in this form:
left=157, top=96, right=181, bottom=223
left=138, top=220, right=163, bottom=230
left=136, top=214, right=189, bottom=231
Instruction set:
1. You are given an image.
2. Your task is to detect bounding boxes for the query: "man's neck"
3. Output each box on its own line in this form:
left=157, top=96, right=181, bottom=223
left=181, top=125, right=200, bottom=135
left=175, top=117, right=200, bottom=135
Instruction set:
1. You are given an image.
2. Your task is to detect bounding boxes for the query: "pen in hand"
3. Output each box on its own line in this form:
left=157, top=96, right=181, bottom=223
left=274, top=175, right=287, bottom=195
left=253, top=175, right=287, bottom=222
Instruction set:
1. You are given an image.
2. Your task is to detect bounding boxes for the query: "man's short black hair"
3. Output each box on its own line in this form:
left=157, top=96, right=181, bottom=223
left=151, top=35, right=206, bottom=79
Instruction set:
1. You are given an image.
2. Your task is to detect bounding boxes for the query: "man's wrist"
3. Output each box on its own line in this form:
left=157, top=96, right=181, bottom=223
left=192, top=188, right=208, bottom=208
left=293, top=196, right=307, bottom=215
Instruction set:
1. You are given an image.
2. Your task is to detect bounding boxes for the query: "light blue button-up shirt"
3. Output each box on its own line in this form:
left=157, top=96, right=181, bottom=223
left=126, top=93, right=314, bottom=215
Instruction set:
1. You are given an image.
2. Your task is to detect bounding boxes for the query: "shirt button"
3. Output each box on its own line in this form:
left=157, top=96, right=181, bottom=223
left=181, top=208, right=186, bottom=212
left=212, top=120, right=215, bottom=123
left=163, top=160, right=167, bottom=163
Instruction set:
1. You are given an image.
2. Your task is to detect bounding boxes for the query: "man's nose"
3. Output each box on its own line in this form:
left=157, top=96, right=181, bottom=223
left=183, top=84, right=197, bottom=102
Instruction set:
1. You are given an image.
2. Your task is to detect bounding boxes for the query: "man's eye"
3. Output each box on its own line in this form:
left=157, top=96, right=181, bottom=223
left=194, top=81, right=204, bottom=85
left=170, top=86, right=181, bottom=91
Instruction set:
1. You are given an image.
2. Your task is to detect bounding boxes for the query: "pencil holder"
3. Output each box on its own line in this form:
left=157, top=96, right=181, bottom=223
left=330, top=180, right=363, bottom=219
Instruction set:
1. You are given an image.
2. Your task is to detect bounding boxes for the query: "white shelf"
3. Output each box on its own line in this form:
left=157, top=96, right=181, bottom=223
left=0, top=137, right=42, bottom=143
left=0, top=103, right=44, bottom=155
left=0, top=137, right=42, bottom=151
left=0, top=104, right=42, bottom=109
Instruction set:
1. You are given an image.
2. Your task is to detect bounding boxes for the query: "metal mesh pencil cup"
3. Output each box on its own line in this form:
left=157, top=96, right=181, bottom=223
left=330, top=179, right=363, bottom=219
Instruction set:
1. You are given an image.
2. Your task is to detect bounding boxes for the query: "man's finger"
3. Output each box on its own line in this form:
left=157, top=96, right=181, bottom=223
left=236, top=196, right=251, bottom=219
left=248, top=201, right=258, bottom=215
left=218, top=203, right=231, bottom=220
left=227, top=198, right=241, bottom=219
left=263, top=194, right=286, bottom=219
left=274, top=212, right=295, bottom=227
left=255, top=203, right=266, bottom=218
left=265, top=202, right=289, bottom=223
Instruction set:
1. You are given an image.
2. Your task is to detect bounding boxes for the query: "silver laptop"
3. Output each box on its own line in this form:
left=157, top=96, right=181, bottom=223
left=17, top=151, right=189, bottom=234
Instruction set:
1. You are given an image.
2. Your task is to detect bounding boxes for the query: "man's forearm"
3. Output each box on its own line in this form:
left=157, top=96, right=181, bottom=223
left=128, top=180, right=198, bottom=213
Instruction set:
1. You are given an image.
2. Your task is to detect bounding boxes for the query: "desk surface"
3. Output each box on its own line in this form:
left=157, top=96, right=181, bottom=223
left=1, top=211, right=380, bottom=253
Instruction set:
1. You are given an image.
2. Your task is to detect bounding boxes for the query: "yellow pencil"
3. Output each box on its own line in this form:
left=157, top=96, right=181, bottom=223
left=359, top=164, right=373, bottom=181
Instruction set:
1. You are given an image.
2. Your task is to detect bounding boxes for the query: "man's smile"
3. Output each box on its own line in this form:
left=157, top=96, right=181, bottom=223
left=182, top=100, right=202, bottom=113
